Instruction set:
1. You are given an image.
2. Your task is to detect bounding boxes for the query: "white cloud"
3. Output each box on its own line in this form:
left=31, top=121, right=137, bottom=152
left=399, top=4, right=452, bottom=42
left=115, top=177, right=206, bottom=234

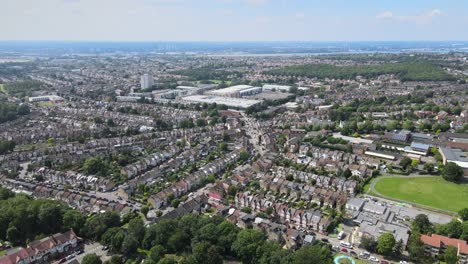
left=376, top=9, right=442, bottom=24
left=376, top=11, right=393, bottom=19
left=217, top=0, right=268, bottom=6
left=295, top=12, right=305, bottom=18
left=245, top=0, right=268, bottom=5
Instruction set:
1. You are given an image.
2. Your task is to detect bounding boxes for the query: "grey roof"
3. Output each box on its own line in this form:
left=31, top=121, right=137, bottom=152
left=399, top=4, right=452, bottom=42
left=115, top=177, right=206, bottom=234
left=410, top=142, right=430, bottom=151
left=363, top=202, right=387, bottom=215
left=440, top=147, right=468, bottom=163
left=347, top=197, right=366, bottom=209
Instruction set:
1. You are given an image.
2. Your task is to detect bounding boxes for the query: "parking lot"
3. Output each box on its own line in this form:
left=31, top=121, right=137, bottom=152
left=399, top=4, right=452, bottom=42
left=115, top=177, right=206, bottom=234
left=64, top=242, right=111, bottom=264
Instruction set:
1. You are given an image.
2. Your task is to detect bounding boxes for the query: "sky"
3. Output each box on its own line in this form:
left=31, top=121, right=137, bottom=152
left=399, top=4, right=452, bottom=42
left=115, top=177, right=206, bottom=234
left=1, top=0, right=468, bottom=41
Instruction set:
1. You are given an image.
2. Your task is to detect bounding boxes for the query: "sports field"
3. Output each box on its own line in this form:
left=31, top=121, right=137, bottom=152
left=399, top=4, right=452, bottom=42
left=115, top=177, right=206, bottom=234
left=373, top=176, right=468, bottom=213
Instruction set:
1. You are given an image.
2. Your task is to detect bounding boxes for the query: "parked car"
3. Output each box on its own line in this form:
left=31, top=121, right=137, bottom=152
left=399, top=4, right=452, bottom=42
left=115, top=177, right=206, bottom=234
left=350, top=251, right=358, bottom=257
left=321, top=238, right=329, bottom=243
left=338, top=231, right=345, bottom=240
left=380, top=261, right=389, bottom=264
left=332, top=246, right=340, bottom=252
left=369, top=256, right=379, bottom=262
left=341, top=248, right=348, bottom=253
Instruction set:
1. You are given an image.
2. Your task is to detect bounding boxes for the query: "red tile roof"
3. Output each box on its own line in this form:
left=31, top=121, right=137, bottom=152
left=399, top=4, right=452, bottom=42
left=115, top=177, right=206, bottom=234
left=421, top=234, right=468, bottom=255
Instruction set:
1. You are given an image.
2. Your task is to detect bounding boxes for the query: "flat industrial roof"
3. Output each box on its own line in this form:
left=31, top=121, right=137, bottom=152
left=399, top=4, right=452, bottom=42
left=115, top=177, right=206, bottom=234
left=182, top=95, right=261, bottom=108
left=440, top=147, right=468, bottom=162
left=210, top=85, right=253, bottom=95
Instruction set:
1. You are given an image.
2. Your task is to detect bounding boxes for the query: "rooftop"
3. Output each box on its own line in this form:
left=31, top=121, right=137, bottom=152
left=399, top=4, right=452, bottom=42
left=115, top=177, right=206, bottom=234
left=181, top=95, right=261, bottom=109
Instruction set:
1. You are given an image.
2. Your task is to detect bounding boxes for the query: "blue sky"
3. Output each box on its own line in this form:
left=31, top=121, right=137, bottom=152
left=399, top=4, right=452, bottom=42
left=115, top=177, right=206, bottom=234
left=1, top=0, right=467, bottom=41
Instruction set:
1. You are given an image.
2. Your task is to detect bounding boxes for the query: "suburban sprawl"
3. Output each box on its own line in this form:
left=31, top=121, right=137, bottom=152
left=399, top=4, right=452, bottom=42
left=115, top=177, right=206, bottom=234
left=0, top=43, right=467, bottom=264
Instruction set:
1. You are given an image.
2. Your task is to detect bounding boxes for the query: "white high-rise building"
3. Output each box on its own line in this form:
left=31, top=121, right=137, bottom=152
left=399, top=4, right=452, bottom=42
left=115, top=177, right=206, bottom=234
left=140, top=74, right=154, bottom=89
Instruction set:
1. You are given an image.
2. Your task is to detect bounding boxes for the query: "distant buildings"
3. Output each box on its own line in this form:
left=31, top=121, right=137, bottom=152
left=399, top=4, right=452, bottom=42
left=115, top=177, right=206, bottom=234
left=28, top=95, right=64, bottom=103
left=140, top=73, right=154, bottom=89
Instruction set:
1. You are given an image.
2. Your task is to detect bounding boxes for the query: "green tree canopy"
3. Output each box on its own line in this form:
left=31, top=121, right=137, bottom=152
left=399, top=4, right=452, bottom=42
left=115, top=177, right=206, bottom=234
left=377, top=233, right=396, bottom=256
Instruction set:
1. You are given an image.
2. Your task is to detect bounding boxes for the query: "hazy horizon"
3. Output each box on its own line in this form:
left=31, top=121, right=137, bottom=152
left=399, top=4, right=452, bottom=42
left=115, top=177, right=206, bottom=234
left=2, top=0, right=468, bottom=42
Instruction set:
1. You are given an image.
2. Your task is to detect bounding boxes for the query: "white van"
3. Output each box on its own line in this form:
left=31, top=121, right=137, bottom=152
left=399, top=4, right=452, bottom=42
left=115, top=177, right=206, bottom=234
left=340, top=241, right=352, bottom=248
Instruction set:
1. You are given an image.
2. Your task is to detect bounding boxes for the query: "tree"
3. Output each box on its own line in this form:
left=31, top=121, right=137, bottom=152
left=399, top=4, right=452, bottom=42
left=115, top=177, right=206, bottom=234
left=393, top=239, right=404, bottom=257
left=458, top=208, right=468, bottom=221
left=121, top=235, right=139, bottom=255
left=342, top=168, right=352, bottom=179
left=38, top=203, right=63, bottom=234
left=141, top=205, right=150, bottom=216
left=444, top=246, right=459, bottom=264
left=239, top=151, right=250, bottom=162
left=402, top=120, right=415, bottom=131
left=360, top=235, right=377, bottom=252
left=0, top=140, right=16, bottom=155
left=290, top=244, right=333, bottom=264
left=423, top=163, right=435, bottom=173
left=62, top=210, right=86, bottom=233
left=436, top=220, right=463, bottom=238
left=149, top=245, right=166, bottom=263
left=407, top=233, right=431, bottom=263
left=82, top=254, right=102, bottom=264
left=442, top=162, right=463, bottom=182
left=110, top=229, right=125, bottom=252
left=231, top=229, right=265, bottom=264
left=257, top=241, right=287, bottom=264
left=412, top=214, right=433, bottom=234
left=127, top=217, right=145, bottom=242
left=377, top=233, right=396, bottom=256
left=0, top=187, right=14, bottom=200
left=192, top=241, right=222, bottom=264
left=399, top=157, right=412, bottom=170
left=107, top=255, right=122, bottom=264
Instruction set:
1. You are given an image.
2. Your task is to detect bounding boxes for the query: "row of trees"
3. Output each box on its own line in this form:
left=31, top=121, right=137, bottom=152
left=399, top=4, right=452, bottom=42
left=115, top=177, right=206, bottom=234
left=267, top=62, right=455, bottom=82
left=4, top=80, right=49, bottom=97
left=0, top=188, right=86, bottom=246
left=93, top=213, right=334, bottom=264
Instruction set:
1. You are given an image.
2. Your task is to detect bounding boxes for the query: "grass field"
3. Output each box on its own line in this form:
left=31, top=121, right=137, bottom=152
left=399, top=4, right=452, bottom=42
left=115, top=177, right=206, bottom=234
left=0, top=84, right=7, bottom=95
left=374, top=176, right=468, bottom=212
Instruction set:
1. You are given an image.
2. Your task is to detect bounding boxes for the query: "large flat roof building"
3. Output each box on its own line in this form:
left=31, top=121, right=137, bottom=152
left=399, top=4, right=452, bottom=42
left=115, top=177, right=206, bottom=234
left=262, top=84, right=292, bottom=92
left=439, top=147, right=468, bottom=175
left=207, top=85, right=254, bottom=97
left=181, top=95, right=261, bottom=109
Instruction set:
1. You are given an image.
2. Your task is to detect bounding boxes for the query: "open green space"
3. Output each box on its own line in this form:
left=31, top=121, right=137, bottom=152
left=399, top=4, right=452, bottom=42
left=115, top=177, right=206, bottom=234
left=374, top=176, right=468, bottom=212
left=0, top=84, right=7, bottom=95
left=267, top=62, right=455, bottom=81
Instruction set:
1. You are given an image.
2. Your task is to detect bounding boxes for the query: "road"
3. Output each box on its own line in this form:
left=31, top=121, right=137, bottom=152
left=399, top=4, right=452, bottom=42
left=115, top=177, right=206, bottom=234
left=71, top=242, right=111, bottom=263
left=241, top=113, right=265, bottom=156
